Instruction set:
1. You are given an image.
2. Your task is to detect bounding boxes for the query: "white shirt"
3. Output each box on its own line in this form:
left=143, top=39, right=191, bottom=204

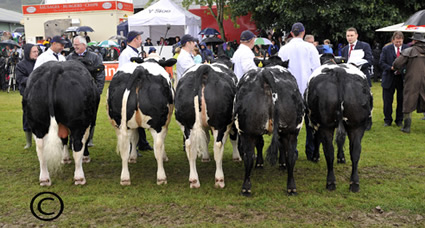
left=118, top=45, right=139, bottom=70
left=232, top=43, right=257, bottom=80
left=176, top=48, right=195, bottom=81
left=34, top=48, right=66, bottom=70
left=278, top=38, right=320, bottom=96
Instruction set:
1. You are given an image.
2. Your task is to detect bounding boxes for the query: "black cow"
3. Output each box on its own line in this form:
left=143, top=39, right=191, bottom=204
left=234, top=63, right=304, bottom=196
left=305, top=63, right=373, bottom=192
left=23, top=60, right=98, bottom=186
left=107, top=58, right=176, bottom=185
left=175, top=57, right=238, bottom=188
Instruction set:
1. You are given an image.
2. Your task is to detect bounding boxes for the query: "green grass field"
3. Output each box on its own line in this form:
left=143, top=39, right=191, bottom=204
left=0, top=81, right=424, bottom=227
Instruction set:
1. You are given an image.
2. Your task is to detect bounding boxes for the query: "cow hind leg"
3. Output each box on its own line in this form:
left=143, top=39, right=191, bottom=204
left=255, top=136, right=264, bottom=169
left=61, top=137, right=71, bottom=164
left=72, top=127, right=90, bottom=185
left=212, top=128, right=228, bottom=189
left=185, top=132, right=200, bottom=188
left=229, top=128, right=241, bottom=162
left=36, top=137, right=51, bottom=186
left=278, top=141, right=287, bottom=170
left=321, top=128, right=336, bottom=191
left=336, top=121, right=347, bottom=164
left=118, top=129, right=131, bottom=185
left=347, top=127, right=364, bottom=193
left=201, top=129, right=211, bottom=162
left=128, top=129, right=138, bottom=163
left=283, top=133, right=297, bottom=195
left=240, top=134, right=256, bottom=197
left=150, top=129, right=167, bottom=185
left=311, top=130, right=321, bottom=163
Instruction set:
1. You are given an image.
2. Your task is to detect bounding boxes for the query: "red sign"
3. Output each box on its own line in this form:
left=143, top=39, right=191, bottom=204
left=23, top=1, right=133, bottom=14
left=104, top=61, right=119, bottom=81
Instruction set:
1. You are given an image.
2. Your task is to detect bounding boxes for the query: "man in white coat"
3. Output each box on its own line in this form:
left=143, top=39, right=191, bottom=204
left=118, top=30, right=144, bottom=69
left=34, top=35, right=67, bottom=69
left=232, top=30, right=257, bottom=80
left=278, top=22, right=321, bottom=161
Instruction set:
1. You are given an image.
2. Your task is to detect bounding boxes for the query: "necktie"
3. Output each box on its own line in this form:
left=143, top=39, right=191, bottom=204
left=396, top=47, right=400, bottom=57
left=53, top=53, right=59, bottom=60
left=348, top=44, right=354, bottom=58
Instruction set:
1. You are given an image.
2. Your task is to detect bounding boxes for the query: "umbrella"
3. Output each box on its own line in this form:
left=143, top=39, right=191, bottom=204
left=87, top=41, right=98, bottom=46
left=0, top=40, right=21, bottom=48
left=108, top=35, right=127, bottom=40
left=255, top=37, right=272, bottom=45
left=12, top=32, right=21, bottom=38
left=202, top=36, right=224, bottom=45
left=13, top=27, right=24, bottom=33
left=199, top=28, right=220, bottom=36
left=65, top=26, right=78, bottom=33
left=76, top=26, right=94, bottom=33
left=97, top=40, right=119, bottom=47
left=403, top=9, right=425, bottom=26
left=375, top=23, right=404, bottom=32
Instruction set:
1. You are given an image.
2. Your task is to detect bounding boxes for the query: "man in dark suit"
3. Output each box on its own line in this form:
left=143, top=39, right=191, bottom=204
left=379, top=31, right=408, bottom=127
left=341, top=27, right=373, bottom=86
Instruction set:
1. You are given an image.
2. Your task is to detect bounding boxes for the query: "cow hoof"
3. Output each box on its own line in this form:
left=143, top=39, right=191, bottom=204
left=74, top=178, right=86, bottom=185
left=337, top=158, right=346, bottom=164
left=326, top=182, right=336, bottom=191
left=287, top=189, right=298, bottom=196
left=189, top=179, right=200, bottom=188
left=214, top=178, right=225, bottom=189
left=61, top=158, right=72, bottom=164
left=255, top=163, right=264, bottom=169
left=240, top=189, right=252, bottom=197
left=201, top=158, right=210, bottom=163
left=82, top=156, right=91, bottom=163
left=128, top=158, right=137, bottom=164
left=39, top=179, right=51, bottom=186
left=233, top=157, right=242, bottom=162
left=157, top=179, right=167, bottom=185
left=279, top=163, right=286, bottom=170
left=349, top=182, right=360, bottom=192
left=311, top=157, right=320, bottom=163
left=120, top=179, right=131, bottom=186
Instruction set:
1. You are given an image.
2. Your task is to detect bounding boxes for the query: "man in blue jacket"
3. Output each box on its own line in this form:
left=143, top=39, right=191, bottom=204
left=379, top=31, right=408, bottom=127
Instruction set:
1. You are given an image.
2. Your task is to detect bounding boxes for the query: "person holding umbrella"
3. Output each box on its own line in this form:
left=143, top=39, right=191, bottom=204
left=393, top=32, right=425, bottom=133
left=15, top=44, right=39, bottom=149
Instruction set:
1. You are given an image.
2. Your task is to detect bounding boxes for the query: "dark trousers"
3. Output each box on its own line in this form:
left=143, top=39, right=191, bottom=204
left=383, top=76, right=403, bottom=124
left=137, top=128, right=150, bottom=149
left=305, top=116, right=315, bottom=160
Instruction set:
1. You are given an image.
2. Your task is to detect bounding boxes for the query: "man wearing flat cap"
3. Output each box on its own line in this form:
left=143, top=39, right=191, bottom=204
left=393, top=32, right=425, bottom=133
left=278, top=22, right=320, bottom=161
left=34, top=35, right=67, bottom=69
left=232, top=30, right=257, bottom=80
left=118, top=30, right=144, bottom=69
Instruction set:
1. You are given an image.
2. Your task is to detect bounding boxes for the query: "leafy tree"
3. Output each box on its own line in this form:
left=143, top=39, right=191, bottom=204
left=182, top=0, right=231, bottom=41
left=230, top=0, right=425, bottom=45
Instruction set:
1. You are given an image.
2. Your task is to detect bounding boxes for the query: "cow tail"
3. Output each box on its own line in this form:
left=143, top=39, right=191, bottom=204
left=190, top=65, right=210, bottom=158
left=117, top=68, right=144, bottom=156
left=263, top=71, right=280, bottom=166
left=44, top=65, right=65, bottom=174
left=335, top=68, right=344, bottom=122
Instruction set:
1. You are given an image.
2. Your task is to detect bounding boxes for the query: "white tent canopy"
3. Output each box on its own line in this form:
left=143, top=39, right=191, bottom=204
left=128, top=0, right=201, bottom=44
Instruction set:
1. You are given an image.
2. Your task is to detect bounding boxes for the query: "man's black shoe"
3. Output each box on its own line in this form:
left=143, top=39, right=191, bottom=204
left=384, top=123, right=391, bottom=127
left=140, top=145, right=153, bottom=151
left=395, top=122, right=403, bottom=127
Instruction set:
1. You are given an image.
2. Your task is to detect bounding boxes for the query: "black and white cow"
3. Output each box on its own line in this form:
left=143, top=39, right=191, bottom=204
left=23, top=60, right=98, bottom=186
left=174, top=57, right=238, bottom=188
left=234, top=63, right=304, bottom=196
left=305, top=63, right=373, bottom=192
left=107, top=58, right=176, bottom=185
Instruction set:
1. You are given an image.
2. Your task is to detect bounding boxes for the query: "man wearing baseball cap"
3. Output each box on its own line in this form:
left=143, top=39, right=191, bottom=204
left=278, top=22, right=320, bottom=161
left=34, top=35, right=67, bottom=69
left=232, top=30, right=257, bottom=80
left=118, top=30, right=144, bottom=69
left=176, top=34, right=197, bottom=84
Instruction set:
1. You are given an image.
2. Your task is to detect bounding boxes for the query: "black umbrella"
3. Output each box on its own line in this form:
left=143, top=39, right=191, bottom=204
left=0, top=40, right=21, bottom=48
left=404, top=10, right=425, bottom=26
left=13, top=27, right=25, bottom=33
left=76, top=26, right=94, bottom=33
left=199, top=28, right=220, bottom=36
left=202, top=36, right=224, bottom=45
